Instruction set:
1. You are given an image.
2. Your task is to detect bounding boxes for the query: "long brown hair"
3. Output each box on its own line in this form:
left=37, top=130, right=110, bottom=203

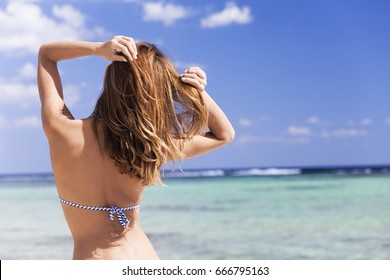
left=93, top=42, right=208, bottom=186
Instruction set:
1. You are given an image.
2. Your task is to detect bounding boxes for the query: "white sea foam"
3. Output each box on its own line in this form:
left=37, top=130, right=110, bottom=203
left=233, top=168, right=301, bottom=176
left=167, top=169, right=225, bottom=178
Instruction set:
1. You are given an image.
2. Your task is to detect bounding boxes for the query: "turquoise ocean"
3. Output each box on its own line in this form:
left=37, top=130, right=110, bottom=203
left=0, top=166, right=389, bottom=260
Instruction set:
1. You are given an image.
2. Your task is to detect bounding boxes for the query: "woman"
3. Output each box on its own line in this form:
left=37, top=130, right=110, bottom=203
left=37, top=35, right=235, bottom=259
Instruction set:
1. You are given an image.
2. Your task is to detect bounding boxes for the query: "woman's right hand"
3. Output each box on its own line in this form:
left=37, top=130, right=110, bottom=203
left=180, top=67, right=207, bottom=92
left=97, top=35, right=138, bottom=62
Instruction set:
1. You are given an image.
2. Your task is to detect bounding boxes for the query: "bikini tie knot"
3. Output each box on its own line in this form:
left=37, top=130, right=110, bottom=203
left=109, top=205, right=130, bottom=228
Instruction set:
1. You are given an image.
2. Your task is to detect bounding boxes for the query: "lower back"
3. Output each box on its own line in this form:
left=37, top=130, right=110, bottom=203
left=72, top=223, right=160, bottom=260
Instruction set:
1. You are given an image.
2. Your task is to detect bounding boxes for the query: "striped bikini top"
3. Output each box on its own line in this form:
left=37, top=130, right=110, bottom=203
left=59, top=197, right=140, bottom=228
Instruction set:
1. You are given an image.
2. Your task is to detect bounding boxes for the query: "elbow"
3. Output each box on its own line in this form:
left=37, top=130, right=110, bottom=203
left=38, top=44, right=47, bottom=58
left=221, top=128, right=235, bottom=144
left=38, top=45, right=47, bottom=63
left=227, top=128, right=236, bottom=143
left=225, top=122, right=236, bottom=143
left=38, top=43, right=54, bottom=63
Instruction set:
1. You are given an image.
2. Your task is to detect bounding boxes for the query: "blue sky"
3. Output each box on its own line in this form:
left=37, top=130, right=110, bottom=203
left=0, top=0, right=389, bottom=174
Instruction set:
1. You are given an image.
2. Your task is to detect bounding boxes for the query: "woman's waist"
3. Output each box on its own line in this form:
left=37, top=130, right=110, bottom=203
left=72, top=224, right=155, bottom=260
left=70, top=216, right=142, bottom=240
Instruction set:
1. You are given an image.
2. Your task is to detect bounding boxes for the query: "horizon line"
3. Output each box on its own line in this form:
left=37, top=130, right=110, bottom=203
left=1, top=163, right=390, bottom=177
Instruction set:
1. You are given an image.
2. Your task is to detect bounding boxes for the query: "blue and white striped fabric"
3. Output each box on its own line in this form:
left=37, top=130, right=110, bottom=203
left=59, top=197, right=140, bottom=228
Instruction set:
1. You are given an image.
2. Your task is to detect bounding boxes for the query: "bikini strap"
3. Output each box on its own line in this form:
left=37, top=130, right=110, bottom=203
left=59, top=197, right=140, bottom=228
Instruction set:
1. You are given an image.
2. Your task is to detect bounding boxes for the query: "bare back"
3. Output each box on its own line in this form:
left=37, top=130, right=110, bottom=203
left=49, top=118, right=159, bottom=259
left=37, top=38, right=234, bottom=260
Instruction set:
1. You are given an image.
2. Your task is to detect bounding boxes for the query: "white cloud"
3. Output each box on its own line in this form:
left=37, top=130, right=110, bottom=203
left=0, top=79, right=81, bottom=108
left=0, top=81, right=39, bottom=106
left=384, top=118, right=390, bottom=125
left=237, top=134, right=310, bottom=145
left=142, top=2, right=191, bottom=26
left=237, top=135, right=285, bottom=144
left=238, top=118, right=253, bottom=127
left=361, top=118, right=372, bottom=126
left=201, top=2, right=253, bottom=28
left=236, top=115, right=268, bottom=128
left=287, top=125, right=312, bottom=136
left=52, top=4, right=85, bottom=28
left=7, top=0, right=41, bottom=3
left=0, top=114, right=41, bottom=129
left=153, top=38, right=165, bottom=46
left=307, top=116, right=320, bottom=124
left=13, top=115, right=41, bottom=128
left=0, top=2, right=106, bottom=54
left=19, top=62, right=36, bottom=79
left=332, top=129, right=367, bottom=137
left=347, top=118, right=373, bottom=126
left=321, top=129, right=367, bottom=138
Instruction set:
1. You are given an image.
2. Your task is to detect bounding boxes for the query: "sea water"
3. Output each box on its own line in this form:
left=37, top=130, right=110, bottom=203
left=0, top=170, right=389, bottom=259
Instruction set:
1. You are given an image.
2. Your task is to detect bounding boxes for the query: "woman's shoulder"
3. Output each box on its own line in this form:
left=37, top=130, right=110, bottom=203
left=46, top=117, right=94, bottom=158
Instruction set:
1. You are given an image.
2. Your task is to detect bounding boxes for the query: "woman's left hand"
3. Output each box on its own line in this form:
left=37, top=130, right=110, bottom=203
left=180, top=67, right=207, bottom=92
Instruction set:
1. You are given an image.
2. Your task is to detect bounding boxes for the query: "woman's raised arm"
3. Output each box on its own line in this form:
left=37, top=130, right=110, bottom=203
left=178, top=67, right=235, bottom=159
left=37, top=36, right=137, bottom=137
